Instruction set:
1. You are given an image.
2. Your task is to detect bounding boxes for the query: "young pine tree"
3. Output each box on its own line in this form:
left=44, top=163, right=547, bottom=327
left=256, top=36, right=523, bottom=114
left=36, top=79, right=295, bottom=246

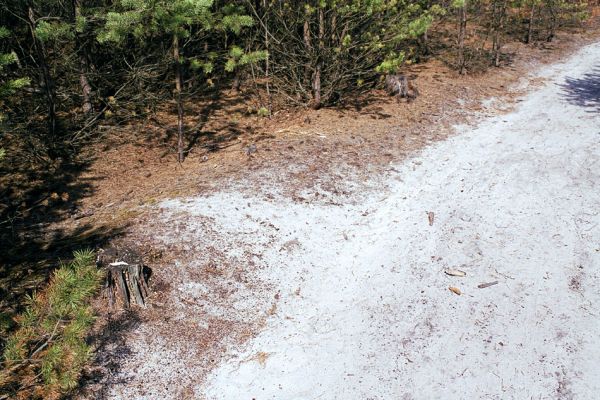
left=98, top=0, right=220, bottom=162
left=1, top=250, right=103, bottom=399
left=0, top=26, right=30, bottom=159
left=99, top=1, right=259, bottom=161
left=454, top=0, right=468, bottom=74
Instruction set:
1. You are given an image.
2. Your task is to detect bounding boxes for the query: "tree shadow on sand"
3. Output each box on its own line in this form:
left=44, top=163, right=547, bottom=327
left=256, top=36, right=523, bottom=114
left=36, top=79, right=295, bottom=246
left=559, top=67, right=600, bottom=112
left=68, top=310, right=142, bottom=400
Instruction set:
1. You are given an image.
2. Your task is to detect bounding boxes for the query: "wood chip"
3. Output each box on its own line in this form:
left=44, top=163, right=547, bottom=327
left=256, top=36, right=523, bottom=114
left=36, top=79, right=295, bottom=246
left=427, top=211, right=435, bottom=226
left=449, top=286, right=462, bottom=295
left=109, top=261, right=129, bottom=267
left=477, top=281, right=499, bottom=289
left=253, top=352, right=270, bottom=367
left=445, top=269, right=466, bottom=277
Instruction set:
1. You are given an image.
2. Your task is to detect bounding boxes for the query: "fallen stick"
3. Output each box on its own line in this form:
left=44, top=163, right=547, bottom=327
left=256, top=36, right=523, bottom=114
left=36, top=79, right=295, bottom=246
left=445, top=268, right=466, bottom=277
left=477, top=281, right=499, bottom=289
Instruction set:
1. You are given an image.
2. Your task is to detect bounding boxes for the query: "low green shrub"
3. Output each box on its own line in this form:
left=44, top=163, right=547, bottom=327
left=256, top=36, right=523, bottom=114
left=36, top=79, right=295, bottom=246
left=1, top=249, right=103, bottom=400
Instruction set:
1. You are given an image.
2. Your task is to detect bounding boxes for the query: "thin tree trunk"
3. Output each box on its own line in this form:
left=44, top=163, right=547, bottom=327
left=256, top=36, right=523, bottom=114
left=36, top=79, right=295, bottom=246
left=79, top=57, right=93, bottom=113
left=313, top=66, right=321, bottom=109
left=303, top=18, right=311, bottom=51
left=421, top=29, right=430, bottom=56
left=263, top=0, right=272, bottom=117
left=173, top=35, right=185, bottom=162
left=492, top=0, right=507, bottom=67
left=526, top=4, right=536, bottom=44
left=303, top=17, right=312, bottom=97
left=457, top=2, right=467, bottom=75
left=312, top=6, right=324, bottom=109
left=547, top=7, right=557, bottom=42
left=28, top=7, right=57, bottom=139
left=73, top=0, right=93, bottom=114
left=490, top=0, right=499, bottom=52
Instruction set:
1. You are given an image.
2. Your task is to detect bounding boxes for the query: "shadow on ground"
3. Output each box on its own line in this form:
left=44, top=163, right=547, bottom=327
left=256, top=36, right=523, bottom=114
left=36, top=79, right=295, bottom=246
left=560, top=67, right=600, bottom=111
left=0, top=150, right=126, bottom=347
left=69, top=310, right=142, bottom=400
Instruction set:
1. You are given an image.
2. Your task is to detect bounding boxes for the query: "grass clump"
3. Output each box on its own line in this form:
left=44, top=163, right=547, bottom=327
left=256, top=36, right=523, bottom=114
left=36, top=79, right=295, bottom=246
left=0, top=249, right=104, bottom=399
left=257, top=107, right=270, bottom=118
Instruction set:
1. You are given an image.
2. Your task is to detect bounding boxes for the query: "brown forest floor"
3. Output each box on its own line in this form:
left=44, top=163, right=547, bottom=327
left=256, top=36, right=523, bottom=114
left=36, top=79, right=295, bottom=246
left=77, top=25, right=600, bottom=235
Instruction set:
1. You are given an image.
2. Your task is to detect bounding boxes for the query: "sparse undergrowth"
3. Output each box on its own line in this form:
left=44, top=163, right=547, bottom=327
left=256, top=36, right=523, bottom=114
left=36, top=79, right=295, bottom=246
left=0, top=250, right=103, bottom=400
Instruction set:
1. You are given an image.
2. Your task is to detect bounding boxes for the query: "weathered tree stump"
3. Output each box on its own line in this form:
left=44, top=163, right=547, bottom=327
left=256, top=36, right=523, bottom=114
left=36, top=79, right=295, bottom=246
left=97, top=247, right=151, bottom=309
left=384, top=74, right=419, bottom=103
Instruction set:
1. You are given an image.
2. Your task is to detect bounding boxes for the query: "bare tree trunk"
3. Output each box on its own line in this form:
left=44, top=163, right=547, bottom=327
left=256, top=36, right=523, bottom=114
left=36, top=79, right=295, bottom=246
left=492, top=0, right=507, bottom=67
left=73, top=0, right=93, bottom=114
left=263, top=0, right=272, bottom=117
left=303, top=18, right=311, bottom=53
left=303, top=17, right=312, bottom=98
left=28, top=7, right=57, bottom=139
left=173, top=35, right=185, bottom=163
left=421, top=29, right=430, bottom=56
left=231, top=74, right=241, bottom=92
left=457, top=2, right=467, bottom=75
left=79, top=57, right=93, bottom=113
left=547, top=6, right=557, bottom=42
left=312, top=6, right=324, bottom=109
left=526, top=4, right=536, bottom=44
left=313, top=66, right=321, bottom=109
left=488, top=0, right=499, bottom=53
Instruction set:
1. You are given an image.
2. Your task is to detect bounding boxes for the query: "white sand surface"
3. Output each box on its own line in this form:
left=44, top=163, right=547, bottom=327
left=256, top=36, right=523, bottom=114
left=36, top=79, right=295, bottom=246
left=104, top=41, right=600, bottom=400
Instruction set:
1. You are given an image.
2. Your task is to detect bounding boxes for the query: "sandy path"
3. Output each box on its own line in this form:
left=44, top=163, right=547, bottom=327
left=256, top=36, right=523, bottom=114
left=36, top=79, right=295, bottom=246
left=103, top=42, right=600, bottom=399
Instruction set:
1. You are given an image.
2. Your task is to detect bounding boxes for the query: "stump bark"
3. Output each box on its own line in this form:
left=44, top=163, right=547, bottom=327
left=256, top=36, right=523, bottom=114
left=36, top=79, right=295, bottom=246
left=384, top=74, right=419, bottom=103
left=97, top=247, right=150, bottom=309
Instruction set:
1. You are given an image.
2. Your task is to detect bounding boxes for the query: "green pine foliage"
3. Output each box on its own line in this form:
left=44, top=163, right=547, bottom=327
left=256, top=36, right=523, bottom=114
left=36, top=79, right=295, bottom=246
left=218, top=3, right=254, bottom=34
left=0, top=0, right=589, bottom=146
left=0, top=250, right=104, bottom=400
left=0, top=26, right=30, bottom=123
left=225, top=46, right=267, bottom=72
left=34, top=21, right=75, bottom=43
left=97, top=0, right=215, bottom=44
left=97, top=0, right=260, bottom=79
left=1, top=25, right=29, bottom=160
left=258, top=0, right=446, bottom=104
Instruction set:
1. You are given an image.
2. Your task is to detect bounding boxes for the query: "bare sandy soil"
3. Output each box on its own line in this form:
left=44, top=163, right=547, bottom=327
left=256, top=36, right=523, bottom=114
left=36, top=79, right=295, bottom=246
left=92, top=41, right=600, bottom=399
